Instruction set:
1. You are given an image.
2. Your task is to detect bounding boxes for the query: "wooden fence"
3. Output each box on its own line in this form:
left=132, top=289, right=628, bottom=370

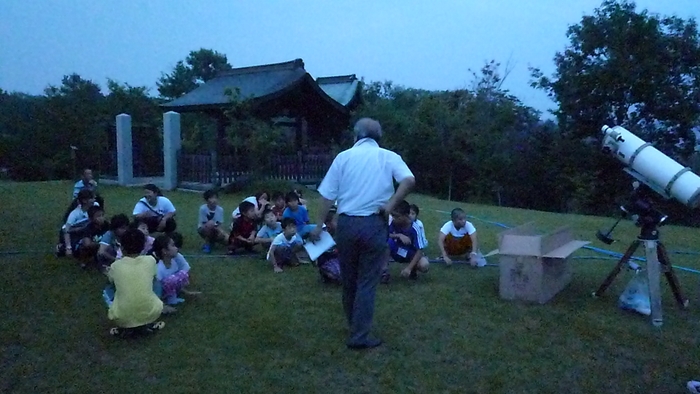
left=178, top=152, right=333, bottom=186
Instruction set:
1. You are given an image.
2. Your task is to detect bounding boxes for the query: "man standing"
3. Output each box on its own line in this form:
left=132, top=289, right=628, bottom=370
left=310, top=118, right=415, bottom=350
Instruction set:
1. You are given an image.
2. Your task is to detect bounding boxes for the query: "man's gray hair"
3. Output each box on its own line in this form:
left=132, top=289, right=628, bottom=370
left=354, top=118, right=382, bottom=141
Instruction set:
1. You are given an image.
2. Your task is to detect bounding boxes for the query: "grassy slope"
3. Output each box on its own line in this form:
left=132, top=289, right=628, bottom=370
left=1, top=181, right=700, bottom=393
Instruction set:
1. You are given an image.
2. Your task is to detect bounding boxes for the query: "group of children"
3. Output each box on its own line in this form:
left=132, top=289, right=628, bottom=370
left=383, top=202, right=483, bottom=282
left=56, top=169, right=483, bottom=337
left=197, top=188, right=320, bottom=273
left=56, top=172, right=193, bottom=337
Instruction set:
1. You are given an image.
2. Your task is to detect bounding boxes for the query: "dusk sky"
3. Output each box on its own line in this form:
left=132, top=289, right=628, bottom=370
left=2, top=1, right=699, bottom=117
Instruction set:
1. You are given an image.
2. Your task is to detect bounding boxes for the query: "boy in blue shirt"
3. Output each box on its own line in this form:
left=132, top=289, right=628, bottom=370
left=282, top=191, right=315, bottom=238
left=255, top=209, right=283, bottom=250
left=388, top=201, right=430, bottom=280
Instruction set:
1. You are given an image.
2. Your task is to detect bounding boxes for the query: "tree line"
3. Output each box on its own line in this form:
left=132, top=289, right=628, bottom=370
left=1, top=1, right=699, bottom=223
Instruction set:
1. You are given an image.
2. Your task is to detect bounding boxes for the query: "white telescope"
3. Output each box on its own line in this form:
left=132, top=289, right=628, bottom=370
left=601, top=125, right=700, bottom=208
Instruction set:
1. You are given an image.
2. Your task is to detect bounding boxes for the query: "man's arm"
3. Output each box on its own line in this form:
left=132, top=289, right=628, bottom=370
left=312, top=158, right=340, bottom=231
left=381, top=176, right=415, bottom=217
left=313, top=198, right=336, bottom=229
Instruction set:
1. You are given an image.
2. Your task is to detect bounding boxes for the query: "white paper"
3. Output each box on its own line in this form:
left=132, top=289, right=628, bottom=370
left=397, top=248, right=408, bottom=258
left=304, top=231, right=337, bottom=261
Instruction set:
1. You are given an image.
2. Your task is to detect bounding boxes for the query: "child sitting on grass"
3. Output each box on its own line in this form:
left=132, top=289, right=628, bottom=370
left=132, top=219, right=155, bottom=255
left=228, top=201, right=259, bottom=254
left=409, top=204, right=429, bottom=251
left=57, top=189, right=96, bottom=258
left=97, top=214, right=130, bottom=271
left=437, top=208, right=484, bottom=267
left=255, top=209, right=283, bottom=250
left=268, top=218, right=304, bottom=273
left=283, top=191, right=315, bottom=238
left=388, top=201, right=430, bottom=279
left=72, top=205, right=110, bottom=268
left=270, top=191, right=286, bottom=221
left=106, top=228, right=165, bottom=337
left=152, top=234, right=191, bottom=306
left=197, top=189, right=227, bottom=254
left=317, top=206, right=341, bottom=284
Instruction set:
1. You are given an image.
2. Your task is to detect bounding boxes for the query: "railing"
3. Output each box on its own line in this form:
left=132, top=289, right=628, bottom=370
left=178, top=152, right=333, bottom=185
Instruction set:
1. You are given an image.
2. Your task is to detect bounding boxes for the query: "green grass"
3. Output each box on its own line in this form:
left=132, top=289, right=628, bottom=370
left=2, top=181, right=700, bottom=393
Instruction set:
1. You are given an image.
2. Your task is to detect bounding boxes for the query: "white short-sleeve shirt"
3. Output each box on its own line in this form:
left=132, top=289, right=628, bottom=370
left=132, top=196, right=176, bottom=216
left=440, top=220, right=476, bottom=237
left=267, top=232, right=303, bottom=259
left=318, top=138, right=414, bottom=216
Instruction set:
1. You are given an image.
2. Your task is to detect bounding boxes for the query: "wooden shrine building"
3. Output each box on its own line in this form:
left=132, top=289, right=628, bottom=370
left=161, top=58, right=361, bottom=187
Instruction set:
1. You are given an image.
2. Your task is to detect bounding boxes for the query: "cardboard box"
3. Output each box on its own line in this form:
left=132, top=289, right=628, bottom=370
left=489, top=223, right=589, bottom=304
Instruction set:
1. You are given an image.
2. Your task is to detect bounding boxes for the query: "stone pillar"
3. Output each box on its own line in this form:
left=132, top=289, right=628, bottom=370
left=163, top=111, right=181, bottom=190
left=116, top=114, right=133, bottom=186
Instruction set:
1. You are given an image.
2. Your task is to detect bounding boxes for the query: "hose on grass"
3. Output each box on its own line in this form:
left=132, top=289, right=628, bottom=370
left=435, top=209, right=700, bottom=275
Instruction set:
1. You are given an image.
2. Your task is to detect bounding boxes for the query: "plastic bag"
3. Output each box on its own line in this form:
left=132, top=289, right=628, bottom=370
left=618, top=269, right=651, bottom=316
left=472, top=250, right=487, bottom=267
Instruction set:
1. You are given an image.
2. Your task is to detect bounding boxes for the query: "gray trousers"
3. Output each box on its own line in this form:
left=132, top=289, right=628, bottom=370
left=336, top=214, right=388, bottom=345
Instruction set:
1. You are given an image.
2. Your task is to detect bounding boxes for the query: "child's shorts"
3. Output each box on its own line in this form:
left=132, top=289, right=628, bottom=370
left=273, top=246, right=297, bottom=266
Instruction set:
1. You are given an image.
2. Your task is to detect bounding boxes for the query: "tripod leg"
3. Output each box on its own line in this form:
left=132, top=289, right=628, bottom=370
left=593, top=240, right=640, bottom=297
left=644, top=240, right=663, bottom=327
left=658, top=242, right=689, bottom=308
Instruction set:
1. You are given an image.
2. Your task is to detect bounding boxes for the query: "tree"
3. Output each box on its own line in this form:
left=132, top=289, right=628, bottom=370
left=157, top=48, right=233, bottom=100
left=224, top=88, right=288, bottom=177
left=531, top=0, right=700, bottom=159
left=40, top=74, right=106, bottom=179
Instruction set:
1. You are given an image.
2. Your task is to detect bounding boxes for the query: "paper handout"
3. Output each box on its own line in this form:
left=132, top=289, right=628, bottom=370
left=304, top=231, right=336, bottom=261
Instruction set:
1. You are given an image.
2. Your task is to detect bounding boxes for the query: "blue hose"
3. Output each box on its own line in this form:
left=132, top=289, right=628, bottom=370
left=435, top=209, right=700, bottom=275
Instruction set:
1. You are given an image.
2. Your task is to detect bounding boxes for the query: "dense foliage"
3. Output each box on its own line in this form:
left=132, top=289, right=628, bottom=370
left=2, top=2, right=699, bottom=223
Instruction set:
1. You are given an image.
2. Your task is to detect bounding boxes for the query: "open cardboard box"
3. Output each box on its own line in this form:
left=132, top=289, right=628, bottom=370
left=486, top=223, right=589, bottom=304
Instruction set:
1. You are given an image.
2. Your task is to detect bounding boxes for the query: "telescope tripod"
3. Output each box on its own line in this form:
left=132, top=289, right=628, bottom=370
left=593, top=232, right=688, bottom=326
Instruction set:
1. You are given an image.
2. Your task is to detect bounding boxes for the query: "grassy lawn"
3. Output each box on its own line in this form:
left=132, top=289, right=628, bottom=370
left=2, top=181, right=700, bottom=393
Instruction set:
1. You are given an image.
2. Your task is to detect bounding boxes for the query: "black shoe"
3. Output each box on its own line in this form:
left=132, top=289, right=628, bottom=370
left=347, top=337, right=383, bottom=350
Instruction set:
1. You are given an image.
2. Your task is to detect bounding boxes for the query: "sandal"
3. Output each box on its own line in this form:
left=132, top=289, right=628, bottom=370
left=109, top=327, right=121, bottom=336
left=150, top=321, right=165, bottom=331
